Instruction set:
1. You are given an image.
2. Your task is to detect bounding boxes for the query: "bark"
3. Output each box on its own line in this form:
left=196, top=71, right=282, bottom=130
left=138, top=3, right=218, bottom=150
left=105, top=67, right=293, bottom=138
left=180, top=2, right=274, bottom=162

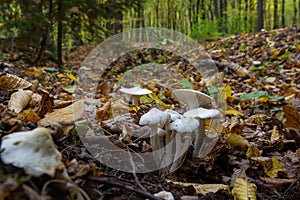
left=274, top=0, right=278, bottom=29
left=281, top=0, right=285, bottom=27
left=57, top=0, right=63, bottom=65
left=256, top=0, right=264, bottom=31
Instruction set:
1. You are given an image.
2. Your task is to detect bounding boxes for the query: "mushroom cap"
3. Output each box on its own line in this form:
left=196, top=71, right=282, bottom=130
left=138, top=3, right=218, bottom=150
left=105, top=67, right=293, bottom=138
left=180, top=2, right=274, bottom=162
left=169, top=116, right=199, bottom=132
left=119, top=86, right=152, bottom=96
left=164, top=109, right=182, bottom=121
left=183, top=107, right=220, bottom=119
left=139, top=108, right=168, bottom=126
left=172, top=89, right=212, bottom=109
left=0, top=127, right=62, bottom=177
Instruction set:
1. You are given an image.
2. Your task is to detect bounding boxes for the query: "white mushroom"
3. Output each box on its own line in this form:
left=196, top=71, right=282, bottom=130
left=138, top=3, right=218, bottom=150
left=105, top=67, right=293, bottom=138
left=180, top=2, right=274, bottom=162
left=139, top=108, right=168, bottom=151
left=183, top=108, right=220, bottom=158
left=163, top=109, right=182, bottom=169
left=168, top=116, right=199, bottom=172
left=172, top=89, right=212, bottom=109
left=119, top=86, right=152, bottom=105
left=0, top=127, right=63, bottom=177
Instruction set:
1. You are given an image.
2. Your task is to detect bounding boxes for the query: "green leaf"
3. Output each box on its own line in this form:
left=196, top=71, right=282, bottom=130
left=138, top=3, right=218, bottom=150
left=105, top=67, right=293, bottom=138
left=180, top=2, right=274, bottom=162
left=42, top=67, right=57, bottom=72
left=241, top=91, right=267, bottom=101
left=208, top=86, right=219, bottom=94
left=181, top=79, right=193, bottom=89
left=268, top=95, right=284, bottom=100
left=251, top=65, right=264, bottom=71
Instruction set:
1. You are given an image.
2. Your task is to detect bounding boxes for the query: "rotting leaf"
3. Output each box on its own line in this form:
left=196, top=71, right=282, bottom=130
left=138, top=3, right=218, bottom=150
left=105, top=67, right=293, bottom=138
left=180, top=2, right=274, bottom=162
left=232, top=178, right=257, bottom=200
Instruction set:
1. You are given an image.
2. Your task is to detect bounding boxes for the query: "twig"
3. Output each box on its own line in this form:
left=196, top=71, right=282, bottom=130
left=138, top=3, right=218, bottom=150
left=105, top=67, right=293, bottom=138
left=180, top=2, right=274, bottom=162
left=126, top=146, right=148, bottom=192
left=86, top=176, right=161, bottom=200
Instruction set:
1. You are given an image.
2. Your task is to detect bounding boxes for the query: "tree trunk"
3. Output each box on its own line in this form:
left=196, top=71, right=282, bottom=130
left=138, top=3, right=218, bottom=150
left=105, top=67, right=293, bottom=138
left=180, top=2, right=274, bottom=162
left=274, top=0, right=278, bottom=29
left=244, top=0, right=248, bottom=31
left=57, top=0, right=63, bottom=66
left=256, top=0, right=264, bottom=31
left=213, top=0, right=218, bottom=20
left=281, top=0, right=285, bottom=27
left=201, top=0, right=205, bottom=20
left=293, top=0, right=297, bottom=26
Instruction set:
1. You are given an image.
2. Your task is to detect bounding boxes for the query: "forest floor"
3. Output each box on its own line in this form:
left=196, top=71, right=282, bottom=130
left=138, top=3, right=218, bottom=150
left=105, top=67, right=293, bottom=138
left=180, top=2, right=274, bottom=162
left=0, top=27, right=299, bottom=200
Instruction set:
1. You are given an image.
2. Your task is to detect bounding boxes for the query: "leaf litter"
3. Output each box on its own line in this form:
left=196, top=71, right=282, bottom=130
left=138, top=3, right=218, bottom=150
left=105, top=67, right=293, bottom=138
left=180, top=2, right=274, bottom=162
left=0, top=27, right=299, bottom=199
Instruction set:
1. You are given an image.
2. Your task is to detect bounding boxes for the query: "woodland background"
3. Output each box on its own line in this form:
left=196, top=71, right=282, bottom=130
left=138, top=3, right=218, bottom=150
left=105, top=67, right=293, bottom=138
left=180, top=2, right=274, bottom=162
left=1, top=0, right=300, bottom=65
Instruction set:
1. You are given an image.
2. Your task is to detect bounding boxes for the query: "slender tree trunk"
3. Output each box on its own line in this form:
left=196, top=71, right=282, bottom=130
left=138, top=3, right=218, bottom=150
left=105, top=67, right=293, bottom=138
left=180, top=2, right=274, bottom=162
left=220, top=0, right=227, bottom=33
left=293, top=0, right=297, bottom=26
left=256, top=0, right=264, bottom=31
left=281, top=0, right=285, bottom=27
left=57, top=0, right=63, bottom=65
left=274, top=0, right=278, bottom=29
left=244, top=0, right=248, bottom=31
left=201, top=0, right=205, bottom=20
left=213, top=0, right=218, bottom=21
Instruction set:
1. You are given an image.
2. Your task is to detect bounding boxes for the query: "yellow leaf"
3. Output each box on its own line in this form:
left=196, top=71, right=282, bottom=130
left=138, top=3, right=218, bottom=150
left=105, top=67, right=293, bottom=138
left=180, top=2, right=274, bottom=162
left=140, top=96, right=154, bottom=104
left=149, top=93, right=170, bottom=109
left=232, top=178, right=257, bottom=200
left=165, top=179, right=229, bottom=195
left=228, top=133, right=250, bottom=150
left=226, top=109, right=244, bottom=116
left=251, top=157, right=288, bottom=178
left=246, top=146, right=261, bottom=158
left=57, top=73, right=66, bottom=78
left=20, top=108, right=40, bottom=123
left=128, top=105, right=140, bottom=112
left=67, top=73, right=79, bottom=82
left=258, top=96, right=269, bottom=103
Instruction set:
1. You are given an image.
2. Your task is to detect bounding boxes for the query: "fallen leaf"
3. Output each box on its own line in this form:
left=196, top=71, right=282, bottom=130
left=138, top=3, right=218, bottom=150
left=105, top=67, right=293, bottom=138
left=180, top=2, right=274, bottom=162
left=246, top=146, right=261, bottom=158
left=232, top=178, right=257, bottom=200
left=283, top=104, right=300, bottom=129
left=225, top=109, right=244, bottom=116
left=228, top=133, right=250, bottom=150
left=251, top=157, right=288, bottom=178
left=8, top=89, right=33, bottom=113
left=0, top=73, right=32, bottom=90
left=166, top=179, right=229, bottom=196
left=96, top=100, right=113, bottom=124
left=39, top=99, right=85, bottom=126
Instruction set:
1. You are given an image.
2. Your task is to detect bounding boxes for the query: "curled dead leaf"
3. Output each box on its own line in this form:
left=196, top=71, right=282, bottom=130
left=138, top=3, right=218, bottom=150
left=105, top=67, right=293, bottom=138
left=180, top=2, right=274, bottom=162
left=8, top=90, right=33, bottom=113
left=232, top=178, right=257, bottom=200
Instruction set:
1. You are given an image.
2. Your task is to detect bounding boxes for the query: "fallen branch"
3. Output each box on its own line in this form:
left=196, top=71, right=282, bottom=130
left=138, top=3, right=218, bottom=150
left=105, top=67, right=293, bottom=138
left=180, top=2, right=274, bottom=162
left=86, top=176, right=161, bottom=200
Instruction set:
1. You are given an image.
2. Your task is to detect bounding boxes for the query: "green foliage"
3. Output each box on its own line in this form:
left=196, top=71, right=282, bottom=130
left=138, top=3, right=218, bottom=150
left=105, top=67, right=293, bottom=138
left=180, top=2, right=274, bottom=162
left=241, top=90, right=284, bottom=101
left=191, top=20, right=221, bottom=41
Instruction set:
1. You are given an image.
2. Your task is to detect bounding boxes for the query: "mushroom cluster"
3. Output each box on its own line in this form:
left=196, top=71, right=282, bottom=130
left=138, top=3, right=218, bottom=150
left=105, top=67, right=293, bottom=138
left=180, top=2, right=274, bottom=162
left=138, top=89, right=221, bottom=173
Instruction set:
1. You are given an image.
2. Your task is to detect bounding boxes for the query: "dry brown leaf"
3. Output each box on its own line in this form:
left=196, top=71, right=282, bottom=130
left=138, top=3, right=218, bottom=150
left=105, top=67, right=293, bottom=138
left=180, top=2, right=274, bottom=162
left=232, top=178, right=257, bottom=200
left=96, top=100, right=113, bottom=124
left=8, top=90, right=33, bottom=113
left=39, top=99, right=85, bottom=126
left=19, top=108, right=40, bottom=123
left=283, top=104, right=300, bottom=129
left=245, top=114, right=267, bottom=125
left=165, top=179, right=229, bottom=196
left=0, top=73, right=32, bottom=90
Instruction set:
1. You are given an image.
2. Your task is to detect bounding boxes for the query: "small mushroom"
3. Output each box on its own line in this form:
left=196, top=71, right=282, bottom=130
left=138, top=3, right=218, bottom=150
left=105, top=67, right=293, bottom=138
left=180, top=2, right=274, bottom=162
left=168, top=116, right=199, bottom=172
left=164, top=109, right=182, bottom=168
left=172, top=89, right=212, bottom=109
left=119, top=86, right=152, bottom=105
left=183, top=108, right=220, bottom=158
left=139, top=108, right=168, bottom=151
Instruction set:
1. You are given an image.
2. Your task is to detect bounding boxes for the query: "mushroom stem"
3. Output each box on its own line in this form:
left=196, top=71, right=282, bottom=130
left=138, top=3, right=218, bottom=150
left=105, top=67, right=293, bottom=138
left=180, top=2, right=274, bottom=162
left=165, top=131, right=172, bottom=169
left=192, top=119, right=205, bottom=158
left=131, top=96, right=140, bottom=105
left=169, top=132, right=191, bottom=172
